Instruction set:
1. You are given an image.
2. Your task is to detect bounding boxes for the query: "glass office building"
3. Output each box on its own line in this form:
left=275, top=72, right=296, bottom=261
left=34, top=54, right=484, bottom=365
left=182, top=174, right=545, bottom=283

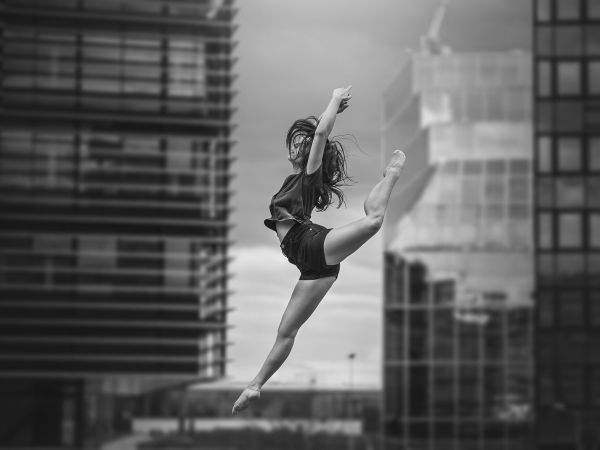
left=534, top=0, right=600, bottom=447
left=381, top=52, right=534, bottom=449
left=0, top=0, right=236, bottom=446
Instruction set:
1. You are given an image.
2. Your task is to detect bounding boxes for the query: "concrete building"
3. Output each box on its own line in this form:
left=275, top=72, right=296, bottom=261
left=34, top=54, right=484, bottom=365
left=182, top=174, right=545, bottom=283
left=0, top=0, right=236, bottom=446
left=381, top=5, right=534, bottom=448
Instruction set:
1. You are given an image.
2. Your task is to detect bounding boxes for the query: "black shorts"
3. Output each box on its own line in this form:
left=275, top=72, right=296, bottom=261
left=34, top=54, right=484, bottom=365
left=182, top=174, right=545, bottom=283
left=280, top=222, right=340, bottom=280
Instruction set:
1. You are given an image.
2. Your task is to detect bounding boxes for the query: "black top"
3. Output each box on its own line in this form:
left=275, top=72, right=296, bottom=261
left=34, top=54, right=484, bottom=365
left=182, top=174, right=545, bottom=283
left=264, top=166, right=323, bottom=232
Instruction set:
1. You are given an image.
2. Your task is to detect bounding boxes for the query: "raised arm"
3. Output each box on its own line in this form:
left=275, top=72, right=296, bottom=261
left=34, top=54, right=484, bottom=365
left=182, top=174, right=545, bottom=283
left=306, top=86, right=352, bottom=175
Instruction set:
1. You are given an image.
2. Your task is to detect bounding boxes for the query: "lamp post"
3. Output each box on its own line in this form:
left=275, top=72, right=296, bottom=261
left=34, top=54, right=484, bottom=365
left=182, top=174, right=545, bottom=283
left=348, top=353, right=356, bottom=450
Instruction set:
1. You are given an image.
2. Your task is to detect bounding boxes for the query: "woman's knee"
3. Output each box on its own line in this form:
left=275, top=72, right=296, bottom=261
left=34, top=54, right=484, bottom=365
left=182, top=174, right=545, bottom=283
left=277, top=322, right=299, bottom=340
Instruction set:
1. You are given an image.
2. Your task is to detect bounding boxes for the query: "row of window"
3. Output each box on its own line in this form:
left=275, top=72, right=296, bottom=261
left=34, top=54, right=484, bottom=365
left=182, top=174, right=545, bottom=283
left=537, top=331, right=600, bottom=363
left=537, top=288, right=600, bottom=328
left=536, top=0, right=600, bottom=22
left=537, top=252, right=600, bottom=285
left=536, top=100, right=598, bottom=132
left=537, top=59, right=600, bottom=97
left=4, top=0, right=231, bottom=20
left=537, top=176, right=600, bottom=208
left=536, top=25, right=600, bottom=56
left=538, top=211, right=600, bottom=249
left=537, top=367, right=600, bottom=411
left=537, top=135, right=600, bottom=173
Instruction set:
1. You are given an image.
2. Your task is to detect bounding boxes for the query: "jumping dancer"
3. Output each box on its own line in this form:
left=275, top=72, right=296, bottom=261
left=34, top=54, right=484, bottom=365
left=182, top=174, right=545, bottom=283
left=232, top=86, right=406, bottom=414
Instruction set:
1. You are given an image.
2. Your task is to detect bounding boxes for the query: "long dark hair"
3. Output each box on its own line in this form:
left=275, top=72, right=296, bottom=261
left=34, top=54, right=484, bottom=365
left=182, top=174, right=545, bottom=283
left=285, top=116, right=352, bottom=211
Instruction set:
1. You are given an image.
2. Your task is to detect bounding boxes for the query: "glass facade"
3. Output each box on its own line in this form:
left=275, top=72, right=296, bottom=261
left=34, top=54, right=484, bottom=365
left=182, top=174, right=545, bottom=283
left=0, top=0, right=236, bottom=446
left=533, top=0, right=600, bottom=447
left=381, top=52, right=534, bottom=450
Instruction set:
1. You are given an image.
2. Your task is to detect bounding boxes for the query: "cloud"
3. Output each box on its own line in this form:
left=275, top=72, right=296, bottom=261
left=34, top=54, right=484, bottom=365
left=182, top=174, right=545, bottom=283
left=228, top=235, right=383, bottom=387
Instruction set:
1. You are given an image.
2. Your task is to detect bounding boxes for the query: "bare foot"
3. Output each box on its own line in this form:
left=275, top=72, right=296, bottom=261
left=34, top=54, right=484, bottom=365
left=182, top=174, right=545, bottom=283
left=383, top=149, right=406, bottom=177
left=232, top=386, right=260, bottom=415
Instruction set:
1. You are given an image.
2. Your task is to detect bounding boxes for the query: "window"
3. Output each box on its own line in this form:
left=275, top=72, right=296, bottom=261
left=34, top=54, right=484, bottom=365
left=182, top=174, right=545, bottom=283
left=538, top=254, right=555, bottom=284
left=557, top=137, right=582, bottom=171
left=557, top=62, right=581, bottom=95
left=556, top=0, right=581, bottom=20
left=590, top=214, right=600, bottom=248
left=538, top=212, right=554, bottom=249
left=536, top=26, right=553, bottom=56
left=558, top=213, right=582, bottom=248
left=556, top=101, right=582, bottom=131
left=589, top=62, right=600, bottom=95
left=556, top=177, right=584, bottom=207
left=590, top=0, right=600, bottom=18
left=537, top=61, right=552, bottom=97
left=538, top=136, right=553, bottom=173
left=538, top=290, right=554, bottom=327
left=558, top=290, right=584, bottom=326
left=537, top=177, right=554, bottom=207
left=537, top=101, right=553, bottom=132
left=591, top=291, right=600, bottom=326
left=556, top=27, right=582, bottom=56
left=557, top=368, right=584, bottom=406
left=556, top=253, right=585, bottom=285
left=537, top=0, right=552, bottom=21
left=587, top=177, right=600, bottom=207
left=586, top=26, right=600, bottom=55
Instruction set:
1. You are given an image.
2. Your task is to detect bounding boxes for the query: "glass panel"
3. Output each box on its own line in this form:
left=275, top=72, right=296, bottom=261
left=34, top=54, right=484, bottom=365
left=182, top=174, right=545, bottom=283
left=590, top=214, right=600, bottom=248
left=591, top=291, right=600, bottom=326
left=537, top=0, right=552, bottom=21
left=538, top=136, right=552, bottom=173
left=537, top=101, right=553, bottom=132
left=556, top=177, right=584, bottom=207
left=589, top=254, right=600, bottom=287
left=557, top=137, right=582, bottom=171
left=539, top=212, right=554, bottom=249
left=557, top=61, right=581, bottom=95
left=538, top=254, right=555, bottom=284
left=589, top=62, right=600, bottom=95
left=587, top=177, right=600, bottom=206
left=556, top=0, right=580, bottom=19
left=558, top=290, right=584, bottom=326
left=558, top=213, right=582, bottom=248
left=537, top=61, right=552, bottom=97
left=590, top=0, right=600, bottom=18
left=538, top=290, right=554, bottom=327
left=536, top=27, right=553, bottom=56
left=556, top=101, right=582, bottom=131
left=556, top=27, right=582, bottom=56
left=586, top=26, right=600, bottom=55
left=556, top=253, right=585, bottom=285
left=557, top=367, right=584, bottom=406
left=537, top=177, right=554, bottom=207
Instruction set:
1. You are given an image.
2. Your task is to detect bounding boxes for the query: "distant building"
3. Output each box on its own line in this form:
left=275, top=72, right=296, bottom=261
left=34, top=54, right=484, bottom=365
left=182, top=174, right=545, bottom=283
left=0, top=0, right=236, bottom=446
left=533, top=0, right=600, bottom=448
left=380, top=20, right=534, bottom=450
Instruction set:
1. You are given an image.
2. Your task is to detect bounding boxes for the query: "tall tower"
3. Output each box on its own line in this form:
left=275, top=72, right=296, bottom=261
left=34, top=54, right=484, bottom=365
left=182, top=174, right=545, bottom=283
left=0, top=0, right=237, bottom=446
left=381, top=4, right=534, bottom=449
left=533, top=0, right=600, bottom=447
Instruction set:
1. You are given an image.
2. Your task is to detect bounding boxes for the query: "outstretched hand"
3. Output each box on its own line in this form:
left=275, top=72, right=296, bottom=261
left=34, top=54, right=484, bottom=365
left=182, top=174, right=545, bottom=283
left=333, top=85, right=352, bottom=114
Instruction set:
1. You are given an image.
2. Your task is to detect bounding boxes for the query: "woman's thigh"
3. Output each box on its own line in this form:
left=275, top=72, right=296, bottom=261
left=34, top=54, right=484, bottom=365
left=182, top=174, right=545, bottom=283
left=322, top=216, right=378, bottom=266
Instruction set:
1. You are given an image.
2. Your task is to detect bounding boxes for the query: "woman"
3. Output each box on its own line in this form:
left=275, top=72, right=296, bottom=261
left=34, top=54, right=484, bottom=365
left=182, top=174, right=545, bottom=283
left=232, top=86, right=406, bottom=414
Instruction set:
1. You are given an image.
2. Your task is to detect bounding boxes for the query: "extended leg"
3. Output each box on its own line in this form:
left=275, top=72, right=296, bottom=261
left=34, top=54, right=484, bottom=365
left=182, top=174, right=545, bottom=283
left=231, top=276, right=336, bottom=414
left=323, top=150, right=406, bottom=265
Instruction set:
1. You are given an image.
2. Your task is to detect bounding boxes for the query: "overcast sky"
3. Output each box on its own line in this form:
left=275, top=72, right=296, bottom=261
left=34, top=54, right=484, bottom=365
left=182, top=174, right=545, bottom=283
left=227, top=0, right=531, bottom=389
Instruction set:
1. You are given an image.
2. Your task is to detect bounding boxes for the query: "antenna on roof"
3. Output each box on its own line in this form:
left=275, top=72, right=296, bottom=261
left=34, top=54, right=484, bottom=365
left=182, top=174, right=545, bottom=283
left=420, top=0, right=451, bottom=55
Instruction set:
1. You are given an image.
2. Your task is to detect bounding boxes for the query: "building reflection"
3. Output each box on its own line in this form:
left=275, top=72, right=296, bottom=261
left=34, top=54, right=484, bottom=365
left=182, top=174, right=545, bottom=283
left=0, top=0, right=236, bottom=447
left=380, top=19, right=534, bottom=449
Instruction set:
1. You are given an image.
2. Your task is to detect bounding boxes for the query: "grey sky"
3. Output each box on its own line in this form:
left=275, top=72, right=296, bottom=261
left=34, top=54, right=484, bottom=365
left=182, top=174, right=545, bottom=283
left=228, top=0, right=531, bottom=387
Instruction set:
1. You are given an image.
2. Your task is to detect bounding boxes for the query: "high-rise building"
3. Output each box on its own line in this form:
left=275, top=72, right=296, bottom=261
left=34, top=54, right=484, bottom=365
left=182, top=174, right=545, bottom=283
left=380, top=9, right=534, bottom=448
left=0, top=0, right=236, bottom=446
left=533, top=0, right=600, bottom=447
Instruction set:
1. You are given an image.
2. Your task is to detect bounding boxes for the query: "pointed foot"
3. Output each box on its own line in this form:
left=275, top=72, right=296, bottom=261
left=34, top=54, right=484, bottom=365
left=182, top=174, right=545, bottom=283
left=383, top=150, right=406, bottom=177
left=232, top=386, right=261, bottom=415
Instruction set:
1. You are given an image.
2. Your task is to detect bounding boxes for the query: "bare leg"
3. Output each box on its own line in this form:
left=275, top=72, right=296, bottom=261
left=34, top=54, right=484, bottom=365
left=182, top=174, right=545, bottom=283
left=323, top=150, right=406, bottom=265
left=232, top=276, right=336, bottom=414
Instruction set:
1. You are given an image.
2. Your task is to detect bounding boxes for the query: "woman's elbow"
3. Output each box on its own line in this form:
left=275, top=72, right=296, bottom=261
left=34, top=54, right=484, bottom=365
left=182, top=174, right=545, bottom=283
left=314, top=127, right=328, bottom=138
